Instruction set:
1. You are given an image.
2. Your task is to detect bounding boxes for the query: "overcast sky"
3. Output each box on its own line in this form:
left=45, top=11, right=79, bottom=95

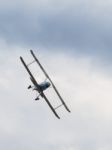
left=0, top=0, right=112, bottom=150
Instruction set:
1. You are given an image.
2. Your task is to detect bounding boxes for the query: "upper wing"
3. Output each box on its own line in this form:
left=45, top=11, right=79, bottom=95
left=20, top=56, right=41, bottom=91
left=30, top=50, right=70, bottom=112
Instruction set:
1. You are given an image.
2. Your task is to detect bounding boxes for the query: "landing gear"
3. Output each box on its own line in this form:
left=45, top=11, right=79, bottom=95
left=28, top=85, right=32, bottom=89
left=35, top=97, right=39, bottom=100
left=35, top=94, right=40, bottom=100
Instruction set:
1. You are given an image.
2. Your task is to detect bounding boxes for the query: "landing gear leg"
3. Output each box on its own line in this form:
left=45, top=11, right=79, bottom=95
left=35, top=94, right=40, bottom=100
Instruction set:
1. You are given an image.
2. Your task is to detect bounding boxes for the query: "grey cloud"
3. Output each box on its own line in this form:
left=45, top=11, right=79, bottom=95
left=0, top=0, right=112, bottom=60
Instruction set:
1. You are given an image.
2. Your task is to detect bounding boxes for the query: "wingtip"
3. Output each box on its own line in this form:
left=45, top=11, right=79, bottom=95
left=30, top=49, right=33, bottom=53
left=55, top=113, right=60, bottom=119
left=68, top=110, right=71, bottom=113
left=20, top=56, right=22, bottom=60
left=67, top=108, right=71, bottom=113
left=57, top=116, right=60, bottom=119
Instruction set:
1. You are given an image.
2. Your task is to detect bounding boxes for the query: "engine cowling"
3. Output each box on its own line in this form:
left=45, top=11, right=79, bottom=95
left=39, top=81, right=51, bottom=91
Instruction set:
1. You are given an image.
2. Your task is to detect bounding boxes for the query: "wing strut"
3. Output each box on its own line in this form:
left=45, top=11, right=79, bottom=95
left=30, top=50, right=71, bottom=113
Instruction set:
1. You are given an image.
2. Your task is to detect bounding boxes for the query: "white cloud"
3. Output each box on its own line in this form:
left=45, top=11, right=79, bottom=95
left=0, top=47, right=112, bottom=149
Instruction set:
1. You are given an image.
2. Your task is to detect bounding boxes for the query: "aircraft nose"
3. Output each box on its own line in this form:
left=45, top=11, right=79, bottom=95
left=47, top=82, right=51, bottom=87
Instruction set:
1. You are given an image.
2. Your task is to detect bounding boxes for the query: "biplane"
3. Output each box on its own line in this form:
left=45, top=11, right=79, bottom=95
left=20, top=50, right=70, bottom=119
